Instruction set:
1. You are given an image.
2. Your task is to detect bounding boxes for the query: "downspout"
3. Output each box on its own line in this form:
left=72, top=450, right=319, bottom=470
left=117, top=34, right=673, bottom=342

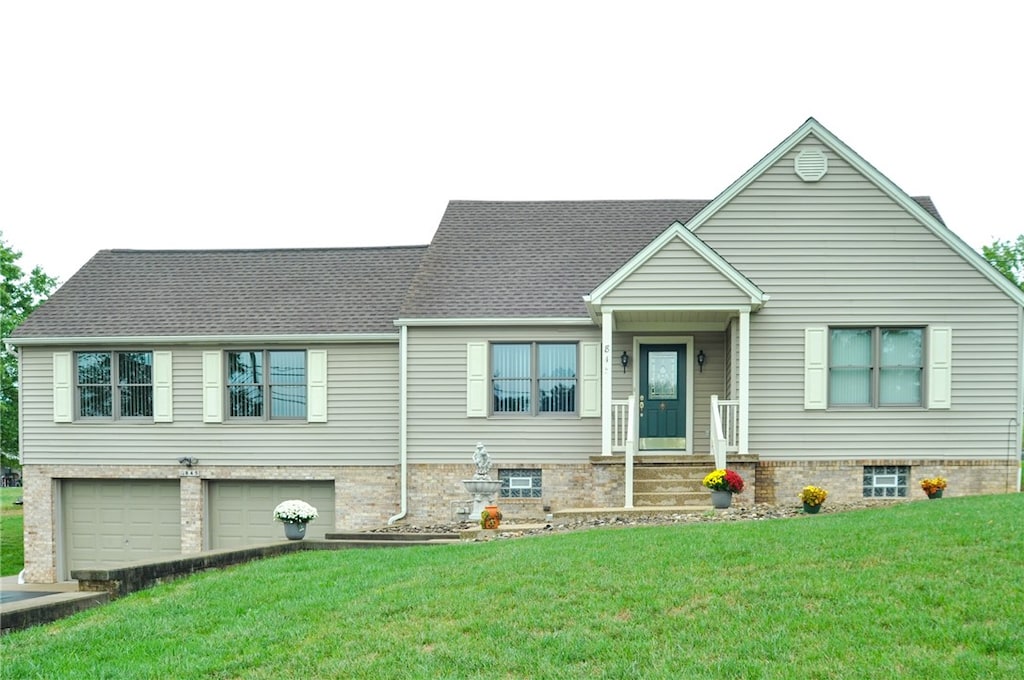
left=1016, top=306, right=1024, bottom=493
left=388, top=324, right=409, bottom=524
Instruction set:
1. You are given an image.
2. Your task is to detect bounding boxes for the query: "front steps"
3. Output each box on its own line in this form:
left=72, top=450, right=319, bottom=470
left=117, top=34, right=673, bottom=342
left=605, top=455, right=757, bottom=508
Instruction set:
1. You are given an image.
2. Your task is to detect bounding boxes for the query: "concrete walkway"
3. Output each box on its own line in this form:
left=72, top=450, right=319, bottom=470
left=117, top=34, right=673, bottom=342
left=0, top=574, right=109, bottom=634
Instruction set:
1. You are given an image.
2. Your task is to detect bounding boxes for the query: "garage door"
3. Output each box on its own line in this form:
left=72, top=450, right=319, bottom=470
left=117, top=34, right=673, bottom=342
left=63, top=480, right=182, bottom=577
left=207, top=481, right=334, bottom=549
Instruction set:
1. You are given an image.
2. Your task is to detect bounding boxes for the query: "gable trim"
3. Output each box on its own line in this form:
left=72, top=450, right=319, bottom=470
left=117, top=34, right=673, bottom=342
left=587, top=221, right=768, bottom=308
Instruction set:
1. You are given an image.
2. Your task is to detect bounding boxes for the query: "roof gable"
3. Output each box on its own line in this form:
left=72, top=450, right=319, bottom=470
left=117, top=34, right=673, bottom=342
left=586, top=221, right=767, bottom=311
left=685, top=118, right=1024, bottom=307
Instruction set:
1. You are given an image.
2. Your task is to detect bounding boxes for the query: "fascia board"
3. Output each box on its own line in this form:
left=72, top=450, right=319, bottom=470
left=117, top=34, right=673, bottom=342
left=8, top=333, right=400, bottom=347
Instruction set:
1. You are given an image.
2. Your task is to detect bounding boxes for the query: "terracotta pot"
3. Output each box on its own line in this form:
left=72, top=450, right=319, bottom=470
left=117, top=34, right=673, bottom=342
left=481, top=504, right=502, bottom=529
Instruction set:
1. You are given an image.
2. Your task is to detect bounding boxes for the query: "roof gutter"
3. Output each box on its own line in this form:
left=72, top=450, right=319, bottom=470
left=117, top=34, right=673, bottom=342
left=388, top=324, right=409, bottom=524
left=8, top=333, right=400, bottom=347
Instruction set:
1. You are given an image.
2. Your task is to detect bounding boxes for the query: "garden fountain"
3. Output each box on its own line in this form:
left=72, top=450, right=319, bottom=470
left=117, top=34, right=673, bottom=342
left=462, top=442, right=501, bottom=519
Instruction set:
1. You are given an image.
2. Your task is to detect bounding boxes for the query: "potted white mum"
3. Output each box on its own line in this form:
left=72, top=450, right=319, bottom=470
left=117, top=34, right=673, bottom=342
left=273, top=499, right=319, bottom=540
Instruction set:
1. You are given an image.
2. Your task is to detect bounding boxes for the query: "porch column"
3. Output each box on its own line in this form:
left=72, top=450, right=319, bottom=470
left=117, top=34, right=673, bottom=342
left=601, top=310, right=613, bottom=455
left=738, top=309, right=750, bottom=455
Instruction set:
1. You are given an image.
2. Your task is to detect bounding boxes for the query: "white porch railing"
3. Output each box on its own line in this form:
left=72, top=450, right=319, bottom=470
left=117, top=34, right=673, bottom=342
left=611, top=398, right=633, bottom=453
left=710, top=395, right=739, bottom=470
left=611, top=396, right=637, bottom=507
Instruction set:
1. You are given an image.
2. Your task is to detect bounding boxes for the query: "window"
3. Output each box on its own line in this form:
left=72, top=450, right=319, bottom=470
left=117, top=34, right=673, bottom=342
left=863, top=465, right=909, bottom=498
left=491, top=343, right=577, bottom=415
left=227, top=350, right=307, bottom=419
left=499, top=469, right=543, bottom=499
left=76, top=351, right=153, bottom=418
left=829, top=328, right=923, bottom=407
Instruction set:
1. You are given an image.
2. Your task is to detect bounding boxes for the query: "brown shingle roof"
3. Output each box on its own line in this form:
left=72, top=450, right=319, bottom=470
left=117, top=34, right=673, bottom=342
left=11, top=246, right=426, bottom=338
left=399, top=200, right=710, bottom=319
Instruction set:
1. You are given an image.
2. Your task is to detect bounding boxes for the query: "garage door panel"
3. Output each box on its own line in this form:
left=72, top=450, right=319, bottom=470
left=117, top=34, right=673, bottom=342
left=63, top=480, right=181, bottom=576
left=209, top=481, right=334, bottom=549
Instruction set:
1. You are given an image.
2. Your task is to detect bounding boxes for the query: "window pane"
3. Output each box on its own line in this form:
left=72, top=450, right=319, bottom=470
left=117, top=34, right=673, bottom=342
left=270, top=385, right=306, bottom=418
left=269, top=351, right=306, bottom=385
left=538, top=344, right=576, bottom=413
left=77, top=353, right=112, bottom=417
left=829, top=329, right=871, bottom=405
left=879, top=329, right=922, bottom=405
left=269, top=351, right=307, bottom=418
left=227, top=351, right=262, bottom=385
left=119, top=352, right=153, bottom=417
left=492, top=344, right=530, bottom=413
left=229, top=385, right=263, bottom=417
left=79, top=386, right=112, bottom=417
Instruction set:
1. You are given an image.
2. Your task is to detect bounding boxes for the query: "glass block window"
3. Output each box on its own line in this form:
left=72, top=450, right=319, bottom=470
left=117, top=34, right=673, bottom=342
left=499, top=469, right=542, bottom=499
left=863, top=465, right=909, bottom=497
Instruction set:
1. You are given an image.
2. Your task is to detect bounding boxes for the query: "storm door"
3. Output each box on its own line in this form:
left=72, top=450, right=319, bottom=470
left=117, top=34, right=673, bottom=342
left=638, top=344, right=687, bottom=450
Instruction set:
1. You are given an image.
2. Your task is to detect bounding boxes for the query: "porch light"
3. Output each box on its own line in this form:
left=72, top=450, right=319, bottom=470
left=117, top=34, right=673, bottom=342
left=696, top=349, right=706, bottom=372
left=620, top=351, right=629, bottom=373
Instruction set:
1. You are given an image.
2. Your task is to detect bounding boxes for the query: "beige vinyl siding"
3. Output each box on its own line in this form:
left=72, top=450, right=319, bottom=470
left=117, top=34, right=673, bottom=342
left=601, top=238, right=752, bottom=307
left=407, top=326, right=601, bottom=463
left=19, top=343, right=400, bottom=466
left=695, top=136, right=1023, bottom=461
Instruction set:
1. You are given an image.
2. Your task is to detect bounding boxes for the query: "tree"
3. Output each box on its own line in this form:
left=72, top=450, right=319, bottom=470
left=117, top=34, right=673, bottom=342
left=981, top=234, right=1024, bottom=292
left=1, top=232, right=58, bottom=463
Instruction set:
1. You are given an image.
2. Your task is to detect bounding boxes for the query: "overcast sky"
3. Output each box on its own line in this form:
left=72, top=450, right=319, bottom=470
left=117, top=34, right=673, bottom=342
left=2, top=1, right=1021, bottom=284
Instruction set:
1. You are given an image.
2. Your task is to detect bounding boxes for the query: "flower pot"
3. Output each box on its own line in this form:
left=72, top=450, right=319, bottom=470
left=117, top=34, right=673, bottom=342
left=283, top=521, right=307, bottom=540
left=710, top=490, right=733, bottom=509
left=481, top=504, right=502, bottom=530
left=802, top=502, right=821, bottom=514
left=927, top=490, right=943, bottom=499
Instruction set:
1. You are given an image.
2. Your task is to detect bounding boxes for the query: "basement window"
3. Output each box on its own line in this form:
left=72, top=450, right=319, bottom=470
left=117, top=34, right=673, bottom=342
left=863, top=465, right=909, bottom=498
left=499, top=469, right=542, bottom=499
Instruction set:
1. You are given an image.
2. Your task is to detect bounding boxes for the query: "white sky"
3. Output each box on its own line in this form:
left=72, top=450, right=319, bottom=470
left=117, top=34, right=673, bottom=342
left=2, top=1, right=1021, bottom=284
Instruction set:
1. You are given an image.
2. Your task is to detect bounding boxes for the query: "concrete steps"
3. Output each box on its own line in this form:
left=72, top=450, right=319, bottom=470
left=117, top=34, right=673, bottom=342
left=630, top=458, right=716, bottom=507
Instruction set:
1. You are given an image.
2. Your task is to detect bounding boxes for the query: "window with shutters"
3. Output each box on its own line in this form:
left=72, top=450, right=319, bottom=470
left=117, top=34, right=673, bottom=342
left=829, top=328, right=923, bottom=407
left=76, top=351, right=153, bottom=419
left=227, top=350, right=307, bottom=419
left=491, top=343, right=577, bottom=415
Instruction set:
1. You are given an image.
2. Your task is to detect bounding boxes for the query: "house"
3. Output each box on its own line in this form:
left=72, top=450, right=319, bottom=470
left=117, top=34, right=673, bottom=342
left=10, top=118, right=1024, bottom=583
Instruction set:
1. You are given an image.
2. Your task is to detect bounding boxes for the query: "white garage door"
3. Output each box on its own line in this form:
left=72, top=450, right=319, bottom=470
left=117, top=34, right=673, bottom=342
left=207, top=481, right=334, bottom=549
left=62, top=479, right=182, bottom=577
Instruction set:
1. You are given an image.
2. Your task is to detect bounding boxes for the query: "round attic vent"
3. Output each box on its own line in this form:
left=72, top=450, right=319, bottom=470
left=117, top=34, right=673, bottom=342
left=794, top=148, right=828, bottom=182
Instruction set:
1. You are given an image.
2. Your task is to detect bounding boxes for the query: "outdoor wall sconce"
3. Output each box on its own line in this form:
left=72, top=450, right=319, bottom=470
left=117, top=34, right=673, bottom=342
left=620, top=351, right=630, bottom=373
left=178, top=456, right=198, bottom=467
left=696, top=349, right=706, bottom=372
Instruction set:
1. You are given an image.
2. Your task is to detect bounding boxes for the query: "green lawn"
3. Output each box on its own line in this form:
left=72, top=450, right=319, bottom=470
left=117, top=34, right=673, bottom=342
left=0, top=487, right=24, bottom=576
left=2, top=495, right=1022, bottom=678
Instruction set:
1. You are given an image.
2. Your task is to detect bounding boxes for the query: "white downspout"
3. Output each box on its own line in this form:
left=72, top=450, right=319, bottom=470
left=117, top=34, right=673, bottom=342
left=388, top=324, right=409, bottom=524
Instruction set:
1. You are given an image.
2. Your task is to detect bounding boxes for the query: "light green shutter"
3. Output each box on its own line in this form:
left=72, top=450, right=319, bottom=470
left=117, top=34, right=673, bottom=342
left=202, top=351, right=223, bottom=423
left=53, top=352, right=73, bottom=423
left=307, top=349, right=328, bottom=423
left=466, top=342, right=487, bottom=417
left=804, top=328, right=828, bottom=410
left=579, top=342, right=601, bottom=417
left=153, top=351, right=173, bottom=422
left=926, top=326, right=952, bottom=409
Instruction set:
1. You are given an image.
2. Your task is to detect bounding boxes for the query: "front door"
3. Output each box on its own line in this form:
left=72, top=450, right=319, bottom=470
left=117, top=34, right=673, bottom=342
left=639, top=344, right=686, bottom=450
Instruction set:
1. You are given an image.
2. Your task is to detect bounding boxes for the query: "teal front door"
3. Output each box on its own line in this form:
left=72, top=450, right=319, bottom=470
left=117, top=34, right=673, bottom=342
left=638, top=344, right=687, bottom=450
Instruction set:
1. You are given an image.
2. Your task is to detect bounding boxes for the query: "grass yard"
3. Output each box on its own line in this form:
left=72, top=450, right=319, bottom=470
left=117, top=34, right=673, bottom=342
left=0, top=487, right=24, bottom=576
left=1, top=495, right=1022, bottom=678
